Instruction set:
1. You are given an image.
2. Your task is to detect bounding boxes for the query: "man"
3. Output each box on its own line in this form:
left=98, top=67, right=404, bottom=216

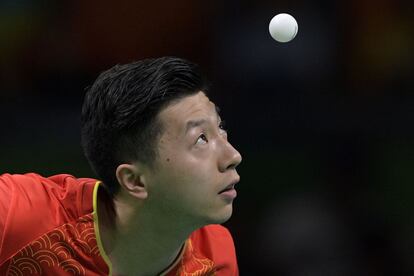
left=0, top=57, right=242, bottom=275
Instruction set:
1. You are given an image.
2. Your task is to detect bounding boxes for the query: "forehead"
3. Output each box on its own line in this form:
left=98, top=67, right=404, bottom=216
left=158, top=92, right=217, bottom=131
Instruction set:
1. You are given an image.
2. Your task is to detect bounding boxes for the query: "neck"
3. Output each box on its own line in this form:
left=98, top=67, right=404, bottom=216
left=97, top=189, right=199, bottom=276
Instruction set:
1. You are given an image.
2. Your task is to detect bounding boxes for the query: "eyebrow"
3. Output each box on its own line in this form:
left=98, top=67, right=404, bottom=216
left=215, top=105, right=221, bottom=114
left=185, top=119, right=208, bottom=134
left=184, top=105, right=222, bottom=135
left=215, top=105, right=222, bottom=121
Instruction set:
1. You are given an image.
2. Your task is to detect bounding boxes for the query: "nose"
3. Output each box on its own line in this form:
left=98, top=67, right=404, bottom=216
left=219, top=140, right=242, bottom=172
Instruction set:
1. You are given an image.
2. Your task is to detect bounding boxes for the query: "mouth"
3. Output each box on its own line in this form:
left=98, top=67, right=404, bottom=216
left=218, top=179, right=239, bottom=194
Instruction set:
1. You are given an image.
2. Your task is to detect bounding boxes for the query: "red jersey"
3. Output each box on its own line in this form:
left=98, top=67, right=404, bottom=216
left=0, top=173, right=238, bottom=275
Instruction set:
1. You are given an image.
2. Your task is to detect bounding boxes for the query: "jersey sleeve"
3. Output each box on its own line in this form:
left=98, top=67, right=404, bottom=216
left=0, top=176, right=12, bottom=255
left=0, top=173, right=96, bottom=265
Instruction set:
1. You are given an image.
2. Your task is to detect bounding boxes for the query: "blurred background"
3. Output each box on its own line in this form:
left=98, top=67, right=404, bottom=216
left=1, top=0, right=414, bottom=274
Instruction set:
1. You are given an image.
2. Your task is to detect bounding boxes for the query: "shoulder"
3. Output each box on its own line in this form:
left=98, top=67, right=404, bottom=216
left=188, top=224, right=238, bottom=275
left=0, top=172, right=97, bottom=192
left=0, top=172, right=98, bottom=219
left=191, top=224, right=234, bottom=244
left=0, top=172, right=99, bottom=264
left=190, top=224, right=236, bottom=256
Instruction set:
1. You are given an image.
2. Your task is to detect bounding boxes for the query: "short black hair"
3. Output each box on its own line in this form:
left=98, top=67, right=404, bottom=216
left=81, top=57, right=209, bottom=196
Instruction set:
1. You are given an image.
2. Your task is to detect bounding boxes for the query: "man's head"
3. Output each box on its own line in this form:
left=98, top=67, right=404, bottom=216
left=81, top=57, right=208, bottom=196
left=81, top=57, right=242, bottom=225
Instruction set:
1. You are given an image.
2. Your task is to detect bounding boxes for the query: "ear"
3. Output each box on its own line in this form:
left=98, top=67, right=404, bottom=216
left=115, top=163, right=148, bottom=200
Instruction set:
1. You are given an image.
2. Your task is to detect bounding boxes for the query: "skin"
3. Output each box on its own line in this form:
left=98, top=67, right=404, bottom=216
left=98, top=91, right=242, bottom=275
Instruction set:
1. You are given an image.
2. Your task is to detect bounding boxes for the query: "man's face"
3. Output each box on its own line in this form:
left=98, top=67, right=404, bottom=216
left=144, top=91, right=242, bottom=225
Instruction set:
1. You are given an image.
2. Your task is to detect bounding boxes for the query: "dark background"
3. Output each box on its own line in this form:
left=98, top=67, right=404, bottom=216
left=1, top=1, right=414, bottom=274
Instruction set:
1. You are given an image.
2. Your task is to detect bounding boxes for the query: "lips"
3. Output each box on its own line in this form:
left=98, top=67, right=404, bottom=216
left=219, top=184, right=234, bottom=194
left=218, top=179, right=239, bottom=194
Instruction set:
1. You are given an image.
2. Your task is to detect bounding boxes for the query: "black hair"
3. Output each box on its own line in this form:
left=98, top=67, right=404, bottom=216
left=81, top=57, right=209, bottom=196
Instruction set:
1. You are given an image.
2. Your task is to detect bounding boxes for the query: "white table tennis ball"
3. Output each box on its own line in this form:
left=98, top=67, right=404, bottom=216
left=269, top=13, right=298, bottom=43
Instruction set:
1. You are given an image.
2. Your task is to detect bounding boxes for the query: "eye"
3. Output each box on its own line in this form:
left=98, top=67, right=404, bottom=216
left=218, top=120, right=227, bottom=134
left=196, top=134, right=208, bottom=145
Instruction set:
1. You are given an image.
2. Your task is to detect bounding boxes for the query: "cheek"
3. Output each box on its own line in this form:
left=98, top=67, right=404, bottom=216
left=157, top=142, right=217, bottom=186
left=160, top=154, right=212, bottom=188
left=162, top=157, right=199, bottom=182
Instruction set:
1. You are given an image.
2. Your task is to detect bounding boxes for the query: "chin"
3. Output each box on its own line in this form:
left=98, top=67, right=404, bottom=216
left=207, top=204, right=233, bottom=225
